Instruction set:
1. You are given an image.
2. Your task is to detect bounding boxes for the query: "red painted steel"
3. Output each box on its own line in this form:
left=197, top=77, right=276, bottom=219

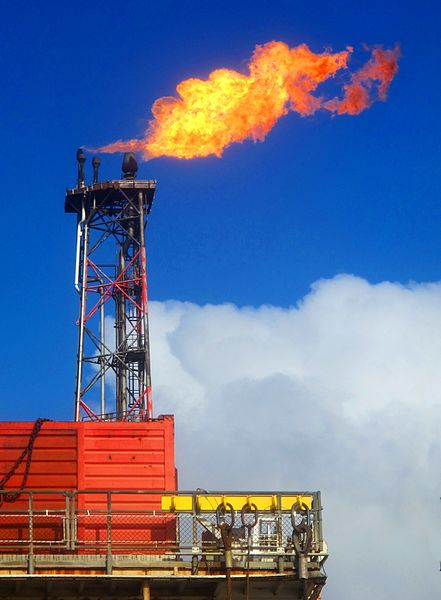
left=0, top=418, right=175, bottom=495
left=141, top=246, right=153, bottom=420
left=0, top=422, right=77, bottom=501
left=0, top=417, right=176, bottom=552
left=79, top=417, right=176, bottom=505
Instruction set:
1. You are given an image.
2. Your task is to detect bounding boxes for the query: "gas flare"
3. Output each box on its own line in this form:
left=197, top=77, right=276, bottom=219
left=325, top=46, right=401, bottom=115
left=95, top=41, right=400, bottom=160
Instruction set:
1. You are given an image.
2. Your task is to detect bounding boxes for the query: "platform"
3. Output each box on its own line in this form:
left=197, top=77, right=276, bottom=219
left=0, top=490, right=327, bottom=600
left=64, top=179, right=156, bottom=213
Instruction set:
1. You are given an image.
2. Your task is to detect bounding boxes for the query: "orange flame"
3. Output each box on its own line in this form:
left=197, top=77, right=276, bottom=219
left=326, top=46, right=401, bottom=115
left=94, top=41, right=400, bottom=160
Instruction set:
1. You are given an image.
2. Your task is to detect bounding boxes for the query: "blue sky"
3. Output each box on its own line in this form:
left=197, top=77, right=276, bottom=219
left=1, top=0, right=440, bottom=417
left=2, top=5, right=441, bottom=598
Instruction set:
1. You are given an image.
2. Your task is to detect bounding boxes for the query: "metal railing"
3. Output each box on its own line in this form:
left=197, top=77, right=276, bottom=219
left=0, top=490, right=327, bottom=575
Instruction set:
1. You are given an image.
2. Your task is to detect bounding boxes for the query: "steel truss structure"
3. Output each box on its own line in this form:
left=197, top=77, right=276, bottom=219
left=65, top=151, right=156, bottom=422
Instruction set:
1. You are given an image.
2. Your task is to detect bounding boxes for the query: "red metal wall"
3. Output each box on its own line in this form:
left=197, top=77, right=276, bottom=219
left=0, top=417, right=176, bottom=551
left=79, top=418, right=176, bottom=504
left=77, top=418, right=176, bottom=550
left=0, top=422, right=77, bottom=491
left=0, top=417, right=175, bottom=496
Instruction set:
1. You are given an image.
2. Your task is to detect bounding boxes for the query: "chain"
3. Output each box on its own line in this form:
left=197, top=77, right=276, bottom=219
left=216, top=503, right=235, bottom=600
left=241, top=502, right=259, bottom=600
left=291, top=502, right=313, bottom=581
left=291, top=502, right=313, bottom=553
left=0, top=418, right=50, bottom=505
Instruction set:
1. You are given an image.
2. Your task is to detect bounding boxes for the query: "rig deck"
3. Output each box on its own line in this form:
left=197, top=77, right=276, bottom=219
left=0, top=490, right=327, bottom=600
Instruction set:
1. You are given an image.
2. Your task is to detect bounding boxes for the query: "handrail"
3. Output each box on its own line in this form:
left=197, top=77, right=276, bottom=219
left=0, top=489, right=321, bottom=495
left=0, top=489, right=326, bottom=577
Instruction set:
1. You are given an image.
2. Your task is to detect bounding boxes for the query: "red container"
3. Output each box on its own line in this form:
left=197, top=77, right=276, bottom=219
left=79, top=417, right=176, bottom=498
left=0, top=417, right=176, bottom=553
left=0, top=417, right=176, bottom=495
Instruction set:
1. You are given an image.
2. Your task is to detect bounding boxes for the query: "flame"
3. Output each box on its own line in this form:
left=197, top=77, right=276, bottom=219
left=326, top=46, right=401, bottom=115
left=94, top=41, right=400, bottom=160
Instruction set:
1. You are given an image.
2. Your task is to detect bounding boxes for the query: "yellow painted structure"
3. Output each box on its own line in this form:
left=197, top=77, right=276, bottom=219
left=161, top=494, right=312, bottom=512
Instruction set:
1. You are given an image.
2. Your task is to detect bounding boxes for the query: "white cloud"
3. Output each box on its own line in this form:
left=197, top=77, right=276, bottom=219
left=148, top=274, right=441, bottom=600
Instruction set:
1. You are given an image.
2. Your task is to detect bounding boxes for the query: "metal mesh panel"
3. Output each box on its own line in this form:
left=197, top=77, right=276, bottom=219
left=0, top=513, right=30, bottom=545
left=0, top=490, right=326, bottom=564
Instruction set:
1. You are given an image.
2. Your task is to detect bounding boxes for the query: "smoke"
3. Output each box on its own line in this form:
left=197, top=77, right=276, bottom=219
left=146, top=274, right=440, bottom=600
left=93, top=41, right=400, bottom=160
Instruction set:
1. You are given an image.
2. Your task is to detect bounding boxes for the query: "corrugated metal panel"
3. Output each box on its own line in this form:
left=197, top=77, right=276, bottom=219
left=0, top=422, right=77, bottom=507
left=0, top=418, right=176, bottom=552
left=79, top=417, right=176, bottom=510
left=0, top=418, right=175, bottom=497
left=78, top=417, right=176, bottom=551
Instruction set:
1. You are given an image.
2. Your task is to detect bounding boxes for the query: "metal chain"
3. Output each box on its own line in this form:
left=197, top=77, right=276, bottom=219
left=0, top=418, right=50, bottom=505
left=241, top=502, right=258, bottom=600
left=291, top=502, right=313, bottom=582
left=216, top=503, right=235, bottom=600
left=291, top=502, right=313, bottom=554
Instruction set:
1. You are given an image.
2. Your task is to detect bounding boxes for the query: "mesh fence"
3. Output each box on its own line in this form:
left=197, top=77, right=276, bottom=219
left=0, top=513, right=30, bottom=546
left=0, top=491, right=324, bottom=560
left=76, top=511, right=178, bottom=555
left=0, top=510, right=68, bottom=553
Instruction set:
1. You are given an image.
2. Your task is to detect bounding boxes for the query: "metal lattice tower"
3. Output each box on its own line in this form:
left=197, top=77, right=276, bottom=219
left=65, top=150, right=156, bottom=422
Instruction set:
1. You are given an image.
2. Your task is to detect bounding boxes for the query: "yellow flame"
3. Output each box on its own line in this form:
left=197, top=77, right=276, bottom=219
left=94, top=41, right=399, bottom=160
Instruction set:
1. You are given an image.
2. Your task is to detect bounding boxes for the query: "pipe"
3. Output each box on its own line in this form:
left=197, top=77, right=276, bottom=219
left=100, top=284, right=106, bottom=416
left=74, top=203, right=86, bottom=293
left=74, top=201, right=89, bottom=421
left=138, top=191, right=153, bottom=419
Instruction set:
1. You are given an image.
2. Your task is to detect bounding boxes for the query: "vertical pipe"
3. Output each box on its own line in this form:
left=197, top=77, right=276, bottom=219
left=117, top=248, right=127, bottom=417
left=115, top=265, right=121, bottom=418
left=192, top=494, right=198, bottom=554
left=74, top=201, right=89, bottom=422
left=124, top=212, right=135, bottom=413
left=106, top=491, right=113, bottom=575
left=74, top=205, right=85, bottom=293
left=315, top=492, right=323, bottom=549
left=138, top=192, right=153, bottom=419
left=70, top=491, right=76, bottom=552
left=28, top=493, right=34, bottom=574
left=117, top=196, right=137, bottom=418
left=277, top=494, right=283, bottom=550
left=100, top=285, right=105, bottom=416
left=64, top=492, right=70, bottom=550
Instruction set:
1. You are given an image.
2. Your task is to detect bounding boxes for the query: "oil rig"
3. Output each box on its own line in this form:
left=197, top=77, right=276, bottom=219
left=0, top=152, right=328, bottom=599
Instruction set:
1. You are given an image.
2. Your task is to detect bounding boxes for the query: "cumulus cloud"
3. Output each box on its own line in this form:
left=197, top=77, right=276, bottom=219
left=148, top=274, right=441, bottom=600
